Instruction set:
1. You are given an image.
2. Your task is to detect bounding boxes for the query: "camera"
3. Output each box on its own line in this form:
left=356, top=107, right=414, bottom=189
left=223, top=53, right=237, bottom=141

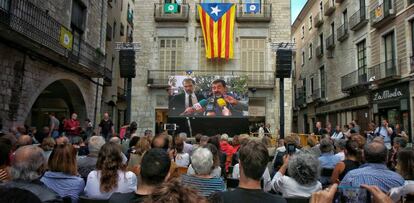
left=164, top=123, right=177, bottom=131
left=287, top=144, right=296, bottom=155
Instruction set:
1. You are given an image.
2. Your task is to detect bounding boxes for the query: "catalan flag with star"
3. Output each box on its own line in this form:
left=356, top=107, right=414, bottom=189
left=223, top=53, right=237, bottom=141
left=198, top=3, right=235, bottom=60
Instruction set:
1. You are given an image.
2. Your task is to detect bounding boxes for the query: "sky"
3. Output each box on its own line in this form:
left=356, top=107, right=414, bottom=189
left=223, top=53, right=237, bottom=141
left=291, top=0, right=308, bottom=23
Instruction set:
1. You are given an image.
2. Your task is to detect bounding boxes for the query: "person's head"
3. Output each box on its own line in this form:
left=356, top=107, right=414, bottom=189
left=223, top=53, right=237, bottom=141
left=96, top=142, right=124, bottom=192
left=239, top=140, right=269, bottom=181
left=135, top=138, right=151, bottom=155
left=307, top=135, right=318, bottom=147
left=129, top=136, right=140, bottom=148
left=220, top=133, right=229, bottom=142
left=16, top=126, right=26, bottom=135
left=232, top=135, right=240, bottom=146
left=151, top=135, right=169, bottom=151
left=129, top=121, right=138, bottom=133
left=17, top=135, right=32, bottom=147
left=382, top=119, right=388, bottom=127
left=334, top=139, right=346, bottom=152
left=239, top=134, right=250, bottom=145
left=349, top=122, right=355, bottom=129
left=142, top=179, right=207, bottom=203
left=316, top=121, right=322, bottom=129
left=326, top=122, right=332, bottom=129
left=393, top=137, right=408, bottom=150
left=352, top=120, right=358, bottom=125
left=41, top=137, right=55, bottom=151
left=48, top=144, right=77, bottom=175
left=207, top=135, right=221, bottom=151
left=319, top=138, right=333, bottom=153
left=55, top=135, right=69, bottom=145
left=195, top=134, right=202, bottom=144
left=0, top=188, right=41, bottom=203
left=11, top=145, right=45, bottom=181
left=109, top=136, right=122, bottom=145
left=335, top=125, right=341, bottom=131
left=178, top=132, right=187, bottom=142
left=144, top=129, right=153, bottom=137
left=71, top=113, right=78, bottom=120
left=364, top=141, right=387, bottom=164
left=175, top=136, right=184, bottom=153
left=344, top=140, right=362, bottom=161
left=261, top=136, right=271, bottom=147
left=42, top=126, right=50, bottom=134
left=140, top=148, right=171, bottom=186
left=0, top=142, right=11, bottom=167
left=350, top=134, right=366, bottom=149
left=368, top=122, right=376, bottom=131
left=396, top=148, right=414, bottom=180
left=182, top=78, right=196, bottom=94
left=203, top=143, right=220, bottom=168
left=284, top=135, right=297, bottom=148
left=191, top=147, right=213, bottom=175
left=200, top=136, right=209, bottom=147
left=211, top=79, right=226, bottom=97
left=278, top=138, right=285, bottom=147
left=288, top=153, right=320, bottom=185
left=266, top=123, right=270, bottom=128
left=343, top=125, right=349, bottom=130
left=103, top=112, right=110, bottom=120
left=88, top=136, right=106, bottom=156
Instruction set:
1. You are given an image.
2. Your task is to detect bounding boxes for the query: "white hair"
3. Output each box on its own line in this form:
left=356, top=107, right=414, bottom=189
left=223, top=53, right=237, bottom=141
left=179, top=132, right=188, bottom=140
left=88, top=136, right=106, bottom=154
left=109, top=137, right=121, bottom=145
left=11, top=146, right=45, bottom=181
left=191, top=148, right=213, bottom=175
left=221, top=134, right=229, bottom=141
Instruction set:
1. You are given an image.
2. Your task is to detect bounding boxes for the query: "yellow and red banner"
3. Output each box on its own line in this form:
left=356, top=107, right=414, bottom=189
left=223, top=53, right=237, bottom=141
left=198, top=3, right=235, bottom=60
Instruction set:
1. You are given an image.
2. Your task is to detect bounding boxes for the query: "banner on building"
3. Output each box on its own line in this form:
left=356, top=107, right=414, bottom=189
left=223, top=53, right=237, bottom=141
left=164, top=3, right=178, bottom=13
left=198, top=3, right=235, bottom=60
left=59, top=26, right=73, bottom=50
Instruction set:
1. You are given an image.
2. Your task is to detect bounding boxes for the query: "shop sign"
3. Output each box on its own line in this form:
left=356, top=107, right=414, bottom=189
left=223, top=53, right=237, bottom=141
left=373, top=88, right=404, bottom=102
left=249, top=106, right=266, bottom=117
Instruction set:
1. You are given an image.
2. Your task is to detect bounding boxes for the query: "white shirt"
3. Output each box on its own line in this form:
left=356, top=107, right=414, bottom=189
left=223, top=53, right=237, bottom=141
left=389, top=181, right=414, bottom=202
left=175, top=153, right=190, bottom=167
left=335, top=151, right=345, bottom=161
left=185, top=93, right=198, bottom=108
left=84, top=170, right=137, bottom=199
left=232, top=164, right=272, bottom=192
left=331, top=131, right=344, bottom=140
left=271, top=171, right=322, bottom=198
left=258, top=127, right=264, bottom=138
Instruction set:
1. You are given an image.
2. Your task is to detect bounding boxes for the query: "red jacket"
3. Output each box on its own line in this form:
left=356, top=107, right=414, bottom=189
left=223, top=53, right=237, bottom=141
left=64, top=119, right=81, bottom=136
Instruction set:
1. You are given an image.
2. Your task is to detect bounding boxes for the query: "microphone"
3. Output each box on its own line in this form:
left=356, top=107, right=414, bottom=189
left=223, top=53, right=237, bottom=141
left=216, top=98, right=231, bottom=116
left=205, top=97, right=216, bottom=116
left=192, top=99, right=208, bottom=111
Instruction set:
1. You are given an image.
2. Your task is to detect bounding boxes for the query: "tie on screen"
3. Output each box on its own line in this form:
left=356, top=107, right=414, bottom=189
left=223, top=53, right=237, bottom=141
left=188, top=95, right=193, bottom=107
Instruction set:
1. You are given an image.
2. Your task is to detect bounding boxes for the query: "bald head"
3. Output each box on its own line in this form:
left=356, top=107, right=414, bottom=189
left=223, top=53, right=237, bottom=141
left=364, top=141, right=387, bottom=163
left=17, top=135, right=32, bottom=147
left=109, top=137, right=121, bottom=145
left=11, top=145, right=45, bottom=181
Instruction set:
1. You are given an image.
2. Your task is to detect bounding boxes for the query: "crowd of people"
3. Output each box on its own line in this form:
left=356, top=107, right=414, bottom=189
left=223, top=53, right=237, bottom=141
left=0, top=115, right=413, bottom=203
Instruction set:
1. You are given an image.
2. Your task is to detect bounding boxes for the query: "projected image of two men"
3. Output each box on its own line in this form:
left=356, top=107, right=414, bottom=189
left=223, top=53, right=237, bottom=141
left=168, top=75, right=248, bottom=118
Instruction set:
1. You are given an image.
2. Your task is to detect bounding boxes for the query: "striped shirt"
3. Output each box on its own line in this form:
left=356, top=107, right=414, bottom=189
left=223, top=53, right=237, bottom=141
left=181, top=174, right=225, bottom=197
left=340, top=163, right=404, bottom=192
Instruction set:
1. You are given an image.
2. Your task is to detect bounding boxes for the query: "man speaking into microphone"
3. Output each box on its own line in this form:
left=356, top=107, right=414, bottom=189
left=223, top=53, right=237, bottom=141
left=206, top=79, right=248, bottom=117
left=169, top=78, right=206, bottom=116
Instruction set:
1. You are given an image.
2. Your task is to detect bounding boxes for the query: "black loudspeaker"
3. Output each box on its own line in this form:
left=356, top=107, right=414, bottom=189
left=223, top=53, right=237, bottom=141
left=276, top=49, right=292, bottom=78
left=119, top=50, right=136, bottom=78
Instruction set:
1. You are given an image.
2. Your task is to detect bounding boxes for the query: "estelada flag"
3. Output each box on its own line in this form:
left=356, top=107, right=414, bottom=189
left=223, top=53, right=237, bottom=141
left=198, top=3, right=235, bottom=60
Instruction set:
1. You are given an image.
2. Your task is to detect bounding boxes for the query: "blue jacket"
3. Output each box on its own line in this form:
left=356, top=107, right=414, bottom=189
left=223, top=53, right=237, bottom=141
left=41, top=171, right=85, bottom=203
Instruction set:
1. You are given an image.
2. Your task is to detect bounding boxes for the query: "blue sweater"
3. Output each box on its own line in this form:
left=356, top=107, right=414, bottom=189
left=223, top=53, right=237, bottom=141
left=41, top=171, right=85, bottom=203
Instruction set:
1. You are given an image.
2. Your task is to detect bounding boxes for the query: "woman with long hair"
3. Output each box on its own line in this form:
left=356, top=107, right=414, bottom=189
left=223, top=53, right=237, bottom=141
left=330, top=140, right=362, bottom=184
left=84, top=142, right=137, bottom=199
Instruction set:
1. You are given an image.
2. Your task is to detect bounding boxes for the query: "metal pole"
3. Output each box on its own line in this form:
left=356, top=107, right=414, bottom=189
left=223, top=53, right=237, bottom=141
left=126, top=78, right=132, bottom=123
left=280, top=78, right=285, bottom=138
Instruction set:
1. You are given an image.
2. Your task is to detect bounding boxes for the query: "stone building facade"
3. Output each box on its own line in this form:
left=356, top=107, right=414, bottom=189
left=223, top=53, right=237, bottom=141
left=132, top=0, right=292, bottom=136
left=292, top=0, right=414, bottom=142
left=0, top=0, right=108, bottom=130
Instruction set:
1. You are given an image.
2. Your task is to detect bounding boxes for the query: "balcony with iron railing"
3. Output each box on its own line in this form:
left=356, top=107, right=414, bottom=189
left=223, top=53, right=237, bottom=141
left=324, top=0, right=335, bottom=16
left=341, top=67, right=369, bottom=93
left=154, top=3, right=189, bottom=22
left=314, top=12, right=324, bottom=28
left=236, top=3, right=271, bottom=22
left=316, top=45, right=324, bottom=58
left=370, top=1, right=396, bottom=28
left=349, top=7, right=368, bottom=31
left=367, top=59, right=400, bottom=83
left=147, top=70, right=276, bottom=89
left=337, top=23, right=349, bottom=42
left=0, top=0, right=106, bottom=78
left=326, top=34, right=335, bottom=50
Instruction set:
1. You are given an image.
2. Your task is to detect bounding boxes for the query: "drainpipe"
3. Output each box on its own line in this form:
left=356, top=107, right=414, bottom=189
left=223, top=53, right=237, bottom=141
left=94, top=0, right=105, bottom=128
